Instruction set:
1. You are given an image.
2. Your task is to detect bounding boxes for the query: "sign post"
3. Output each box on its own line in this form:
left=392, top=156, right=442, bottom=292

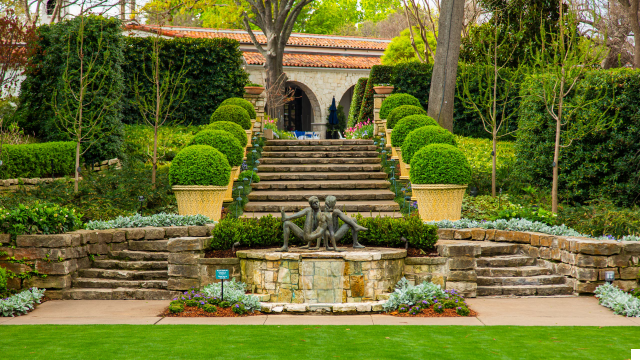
left=216, top=269, right=230, bottom=301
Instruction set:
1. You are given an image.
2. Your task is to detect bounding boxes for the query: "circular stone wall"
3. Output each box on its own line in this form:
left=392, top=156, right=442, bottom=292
left=236, top=248, right=406, bottom=304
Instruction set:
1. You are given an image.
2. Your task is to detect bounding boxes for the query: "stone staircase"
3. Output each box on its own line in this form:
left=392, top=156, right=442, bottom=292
left=243, top=139, right=401, bottom=218
left=68, top=240, right=177, bottom=300
left=476, top=242, right=573, bottom=297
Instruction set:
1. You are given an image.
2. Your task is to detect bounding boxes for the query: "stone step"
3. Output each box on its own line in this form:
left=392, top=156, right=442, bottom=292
left=257, top=164, right=382, bottom=173
left=247, top=190, right=396, bottom=202
left=475, top=266, right=552, bottom=277
left=477, top=275, right=566, bottom=286
left=244, top=200, right=401, bottom=213
left=128, top=240, right=168, bottom=252
left=263, top=145, right=378, bottom=152
left=258, top=172, right=388, bottom=181
left=476, top=255, right=535, bottom=268
left=262, top=151, right=379, bottom=158
left=477, top=284, right=573, bottom=297
left=64, top=288, right=177, bottom=300
left=265, top=140, right=374, bottom=146
left=241, top=211, right=403, bottom=219
left=78, top=268, right=168, bottom=280
left=109, top=250, right=170, bottom=261
left=479, top=243, right=521, bottom=256
left=259, top=157, right=381, bottom=165
left=93, top=260, right=168, bottom=271
left=73, top=278, right=167, bottom=289
left=252, top=180, right=390, bottom=191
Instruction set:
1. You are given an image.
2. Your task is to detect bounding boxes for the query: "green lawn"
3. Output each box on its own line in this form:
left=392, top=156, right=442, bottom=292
left=1, top=325, right=639, bottom=359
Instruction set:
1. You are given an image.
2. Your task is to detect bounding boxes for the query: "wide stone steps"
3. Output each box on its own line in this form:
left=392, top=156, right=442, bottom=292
left=263, top=151, right=379, bottom=158
left=109, top=250, right=170, bottom=261
left=479, top=243, right=520, bottom=256
left=244, top=200, right=401, bottom=213
left=257, top=164, right=382, bottom=173
left=64, top=288, right=177, bottom=300
left=79, top=268, right=168, bottom=280
left=476, top=255, right=536, bottom=268
left=476, top=266, right=552, bottom=277
left=73, top=278, right=167, bottom=289
left=258, top=172, right=389, bottom=181
left=247, top=190, right=396, bottom=202
left=477, top=275, right=566, bottom=286
left=259, top=157, right=380, bottom=165
left=128, top=240, right=168, bottom=252
left=252, top=180, right=390, bottom=191
left=477, top=284, right=573, bottom=297
left=92, top=260, right=167, bottom=270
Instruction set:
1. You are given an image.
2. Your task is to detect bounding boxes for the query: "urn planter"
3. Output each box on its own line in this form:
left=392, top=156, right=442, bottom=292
left=224, top=166, right=241, bottom=202
left=244, top=86, right=264, bottom=95
left=373, top=86, right=394, bottom=94
left=412, top=184, right=467, bottom=222
left=173, top=185, right=227, bottom=221
left=396, top=148, right=410, bottom=180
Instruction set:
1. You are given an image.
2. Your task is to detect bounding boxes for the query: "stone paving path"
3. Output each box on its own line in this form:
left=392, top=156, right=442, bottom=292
left=2, top=298, right=640, bottom=326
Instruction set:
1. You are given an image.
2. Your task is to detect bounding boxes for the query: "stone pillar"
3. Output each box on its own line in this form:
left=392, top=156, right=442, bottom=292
left=437, top=242, right=481, bottom=298
left=243, top=93, right=266, bottom=135
left=311, top=122, right=327, bottom=139
left=167, top=237, right=206, bottom=291
left=373, top=94, right=391, bottom=139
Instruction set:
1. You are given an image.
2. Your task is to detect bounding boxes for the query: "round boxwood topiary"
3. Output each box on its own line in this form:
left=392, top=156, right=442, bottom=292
left=410, top=144, right=471, bottom=185
left=386, top=105, right=426, bottom=129
left=380, top=93, right=422, bottom=120
left=169, top=145, right=231, bottom=186
left=205, top=121, right=248, bottom=148
left=402, top=125, right=457, bottom=165
left=188, top=130, right=244, bottom=167
left=390, top=115, right=439, bottom=147
left=210, top=105, right=251, bottom=130
left=220, top=97, right=256, bottom=119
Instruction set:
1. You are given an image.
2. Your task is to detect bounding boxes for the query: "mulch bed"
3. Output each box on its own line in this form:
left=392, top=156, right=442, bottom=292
left=390, top=308, right=478, bottom=317
left=160, top=305, right=263, bottom=318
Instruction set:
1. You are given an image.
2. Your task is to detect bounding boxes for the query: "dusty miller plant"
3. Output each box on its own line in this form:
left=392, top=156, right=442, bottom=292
left=595, top=283, right=640, bottom=317
left=85, top=213, right=212, bottom=230
left=201, top=279, right=260, bottom=311
left=383, top=278, right=446, bottom=311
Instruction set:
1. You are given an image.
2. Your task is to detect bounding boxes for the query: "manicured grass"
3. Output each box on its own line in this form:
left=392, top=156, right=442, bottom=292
left=1, top=325, right=639, bottom=359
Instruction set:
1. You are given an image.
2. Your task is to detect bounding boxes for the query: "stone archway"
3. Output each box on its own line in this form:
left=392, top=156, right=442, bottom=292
left=282, top=80, right=322, bottom=133
left=338, top=85, right=356, bottom=123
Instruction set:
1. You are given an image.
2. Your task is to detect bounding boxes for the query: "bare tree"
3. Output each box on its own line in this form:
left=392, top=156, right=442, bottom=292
left=19, top=0, right=122, bottom=25
left=263, top=72, right=295, bottom=123
left=618, top=0, right=640, bottom=67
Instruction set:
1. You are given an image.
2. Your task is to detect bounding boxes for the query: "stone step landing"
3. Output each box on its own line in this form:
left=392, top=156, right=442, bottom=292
left=63, top=288, right=177, bottom=300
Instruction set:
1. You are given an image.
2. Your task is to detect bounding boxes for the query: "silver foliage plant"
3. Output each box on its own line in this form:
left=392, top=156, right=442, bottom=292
left=201, top=279, right=261, bottom=311
left=426, top=218, right=640, bottom=242
left=1, top=288, right=46, bottom=317
left=383, top=278, right=447, bottom=311
left=594, top=283, right=640, bottom=317
left=85, top=213, right=213, bottom=230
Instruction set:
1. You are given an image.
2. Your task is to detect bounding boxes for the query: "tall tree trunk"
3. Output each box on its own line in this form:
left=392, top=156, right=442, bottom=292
left=552, top=74, right=565, bottom=214
left=75, top=139, right=80, bottom=193
left=427, top=0, right=465, bottom=132
left=265, top=52, right=286, bottom=128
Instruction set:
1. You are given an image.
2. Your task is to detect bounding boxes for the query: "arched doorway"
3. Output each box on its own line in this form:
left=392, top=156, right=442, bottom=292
left=338, top=85, right=355, bottom=121
left=281, top=82, right=321, bottom=132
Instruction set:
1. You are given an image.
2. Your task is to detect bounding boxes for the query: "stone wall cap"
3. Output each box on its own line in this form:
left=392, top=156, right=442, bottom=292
left=198, top=258, right=240, bottom=265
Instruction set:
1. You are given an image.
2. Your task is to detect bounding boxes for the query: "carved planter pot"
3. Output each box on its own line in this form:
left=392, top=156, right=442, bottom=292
left=173, top=185, right=227, bottom=221
left=244, top=86, right=265, bottom=95
left=224, top=166, right=241, bottom=202
left=373, top=86, right=394, bottom=94
left=412, top=184, right=467, bottom=222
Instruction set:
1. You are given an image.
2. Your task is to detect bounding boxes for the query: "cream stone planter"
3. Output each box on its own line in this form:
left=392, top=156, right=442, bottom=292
left=373, top=86, right=394, bottom=94
left=246, top=130, right=253, bottom=147
left=173, top=185, right=227, bottom=221
left=385, top=129, right=392, bottom=150
left=224, top=166, right=240, bottom=202
left=397, top=148, right=409, bottom=180
left=412, top=184, right=467, bottom=222
left=234, top=165, right=241, bottom=181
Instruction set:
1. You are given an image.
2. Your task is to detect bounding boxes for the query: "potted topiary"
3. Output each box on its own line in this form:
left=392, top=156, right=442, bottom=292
left=170, top=145, right=231, bottom=221
left=188, top=130, right=244, bottom=202
left=220, top=97, right=257, bottom=119
left=402, top=125, right=457, bottom=176
left=379, top=94, right=423, bottom=156
left=210, top=104, right=253, bottom=147
left=390, top=115, right=439, bottom=180
left=373, top=83, right=394, bottom=94
left=244, top=82, right=265, bottom=95
left=410, top=143, right=471, bottom=221
left=386, top=105, right=427, bottom=130
left=205, top=121, right=248, bottom=148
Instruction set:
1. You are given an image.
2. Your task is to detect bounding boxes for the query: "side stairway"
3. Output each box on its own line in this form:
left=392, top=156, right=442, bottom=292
left=476, top=242, right=573, bottom=297
left=68, top=239, right=177, bottom=300
left=243, top=139, right=401, bottom=218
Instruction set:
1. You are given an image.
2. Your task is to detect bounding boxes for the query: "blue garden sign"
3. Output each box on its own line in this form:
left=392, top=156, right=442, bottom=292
left=216, top=269, right=230, bottom=280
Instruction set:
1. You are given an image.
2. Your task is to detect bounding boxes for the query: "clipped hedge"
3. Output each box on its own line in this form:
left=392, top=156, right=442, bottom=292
left=380, top=93, right=421, bottom=120
left=390, top=115, right=438, bottom=147
left=209, top=214, right=438, bottom=251
left=169, top=145, right=231, bottom=186
left=188, top=130, right=244, bottom=167
left=358, top=65, right=393, bottom=123
left=348, top=77, right=368, bottom=127
left=386, top=105, right=426, bottom=130
left=210, top=105, right=251, bottom=130
left=205, top=121, right=248, bottom=148
left=0, top=142, right=76, bottom=179
left=410, top=144, right=471, bottom=185
left=122, top=36, right=248, bottom=126
left=220, top=97, right=256, bottom=119
left=402, top=125, right=456, bottom=164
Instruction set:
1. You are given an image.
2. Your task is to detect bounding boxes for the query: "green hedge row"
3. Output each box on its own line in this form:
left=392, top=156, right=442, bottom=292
left=209, top=215, right=438, bottom=251
left=348, top=77, right=368, bottom=127
left=0, top=142, right=76, bottom=179
left=358, top=65, right=393, bottom=123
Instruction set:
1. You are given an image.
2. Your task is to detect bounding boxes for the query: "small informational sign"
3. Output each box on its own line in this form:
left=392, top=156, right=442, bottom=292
left=216, top=269, right=230, bottom=280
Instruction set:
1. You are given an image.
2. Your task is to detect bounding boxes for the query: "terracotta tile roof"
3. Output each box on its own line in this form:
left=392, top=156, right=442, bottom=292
left=243, top=51, right=381, bottom=69
left=125, top=25, right=390, bottom=51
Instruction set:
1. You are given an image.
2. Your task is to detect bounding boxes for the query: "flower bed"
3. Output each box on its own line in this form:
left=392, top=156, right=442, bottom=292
left=85, top=213, right=212, bottom=230
left=595, top=283, right=640, bottom=317
left=1, top=288, right=46, bottom=317
left=163, top=280, right=261, bottom=317
left=383, top=279, right=475, bottom=317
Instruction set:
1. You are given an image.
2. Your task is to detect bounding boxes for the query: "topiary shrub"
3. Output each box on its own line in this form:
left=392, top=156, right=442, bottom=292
left=402, top=125, right=457, bottom=165
left=390, top=115, right=438, bottom=147
left=205, top=121, right=247, bottom=148
left=188, top=130, right=243, bottom=167
left=210, top=105, right=251, bottom=130
left=380, top=93, right=422, bottom=119
left=220, top=97, right=256, bottom=119
left=410, top=144, right=471, bottom=185
left=386, top=105, right=426, bottom=129
left=169, top=145, right=231, bottom=186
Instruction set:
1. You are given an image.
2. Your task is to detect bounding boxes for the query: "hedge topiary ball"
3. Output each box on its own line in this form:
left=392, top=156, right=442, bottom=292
left=210, top=105, right=251, bottom=130
left=410, top=144, right=471, bottom=185
left=380, top=93, right=422, bottom=120
left=169, top=145, right=231, bottom=187
left=390, top=115, right=439, bottom=147
left=220, top=97, right=256, bottom=119
left=402, top=125, right=457, bottom=164
left=188, top=130, right=244, bottom=167
left=205, top=121, right=248, bottom=148
left=386, top=105, right=426, bottom=129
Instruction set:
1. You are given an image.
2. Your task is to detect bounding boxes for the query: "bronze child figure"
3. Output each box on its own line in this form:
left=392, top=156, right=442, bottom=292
left=278, top=196, right=324, bottom=252
left=312, top=195, right=368, bottom=250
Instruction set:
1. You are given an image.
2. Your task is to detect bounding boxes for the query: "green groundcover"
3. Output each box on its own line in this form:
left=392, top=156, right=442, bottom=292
left=1, top=325, right=639, bottom=359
